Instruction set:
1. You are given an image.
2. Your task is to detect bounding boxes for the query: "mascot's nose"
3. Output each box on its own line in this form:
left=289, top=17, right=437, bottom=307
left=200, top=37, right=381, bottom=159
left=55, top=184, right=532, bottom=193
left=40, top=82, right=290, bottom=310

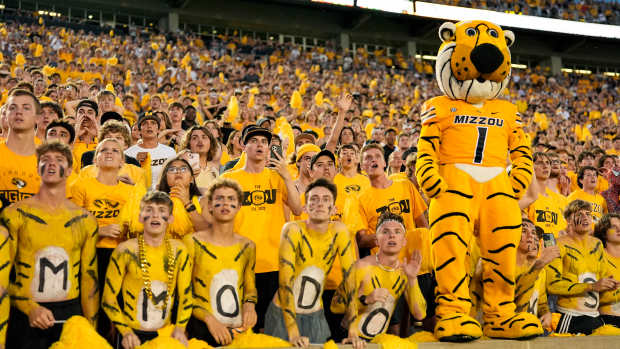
left=470, top=43, right=504, bottom=74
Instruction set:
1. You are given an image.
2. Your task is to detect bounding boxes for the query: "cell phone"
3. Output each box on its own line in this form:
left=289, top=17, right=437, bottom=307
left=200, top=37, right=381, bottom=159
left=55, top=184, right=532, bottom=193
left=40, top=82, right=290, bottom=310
left=186, top=152, right=200, bottom=173
left=270, top=145, right=282, bottom=160
left=542, top=233, right=556, bottom=247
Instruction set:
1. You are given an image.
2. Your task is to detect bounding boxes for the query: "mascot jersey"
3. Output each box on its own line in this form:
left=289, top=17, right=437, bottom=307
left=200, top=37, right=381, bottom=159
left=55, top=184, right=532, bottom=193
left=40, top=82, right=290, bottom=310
left=1, top=201, right=99, bottom=322
left=102, top=239, right=193, bottom=334
left=182, top=234, right=257, bottom=328
left=277, top=221, right=356, bottom=335
left=415, top=20, right=541, bottom=340
left=335, top=262, right=425, bottom=340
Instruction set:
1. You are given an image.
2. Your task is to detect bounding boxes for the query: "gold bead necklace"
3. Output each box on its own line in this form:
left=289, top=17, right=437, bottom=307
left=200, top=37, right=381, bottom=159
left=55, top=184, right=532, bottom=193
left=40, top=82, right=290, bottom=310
left=138, top=233, right=176, bottom=311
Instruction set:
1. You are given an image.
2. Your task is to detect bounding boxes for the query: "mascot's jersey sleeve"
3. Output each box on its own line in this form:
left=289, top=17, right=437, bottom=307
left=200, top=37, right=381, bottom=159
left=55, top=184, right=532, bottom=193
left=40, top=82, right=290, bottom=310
left=278, top=221, right=356, bottom=335
left=1, top=202, right=99, bottom=322
left=102, top=239, right=192, bottom=334
left=182, top=234, right=257, bottom=328
left=420, top=96, right=521, bottom=167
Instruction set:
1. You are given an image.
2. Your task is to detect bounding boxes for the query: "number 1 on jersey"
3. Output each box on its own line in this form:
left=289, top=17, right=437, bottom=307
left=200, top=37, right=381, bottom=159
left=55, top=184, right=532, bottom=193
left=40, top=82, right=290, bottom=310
left=474, top=127, right=488, bottom=164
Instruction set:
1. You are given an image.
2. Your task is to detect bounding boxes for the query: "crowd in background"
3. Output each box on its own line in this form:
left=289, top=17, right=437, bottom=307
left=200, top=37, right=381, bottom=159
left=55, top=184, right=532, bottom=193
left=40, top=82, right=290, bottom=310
left=428, top=0, right=620, bottom=24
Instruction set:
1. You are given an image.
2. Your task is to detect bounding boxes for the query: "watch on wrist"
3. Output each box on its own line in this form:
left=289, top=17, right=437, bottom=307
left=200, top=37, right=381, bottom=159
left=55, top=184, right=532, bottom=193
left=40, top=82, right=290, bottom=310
left=185, top=203, right=196, bottom=212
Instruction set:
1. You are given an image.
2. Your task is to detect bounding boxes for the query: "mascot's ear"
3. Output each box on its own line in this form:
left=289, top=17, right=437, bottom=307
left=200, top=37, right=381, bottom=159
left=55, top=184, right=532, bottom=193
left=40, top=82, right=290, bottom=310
left=438, top=22, right=456, bottom=43
left=504, top=30, right=515, bottom=47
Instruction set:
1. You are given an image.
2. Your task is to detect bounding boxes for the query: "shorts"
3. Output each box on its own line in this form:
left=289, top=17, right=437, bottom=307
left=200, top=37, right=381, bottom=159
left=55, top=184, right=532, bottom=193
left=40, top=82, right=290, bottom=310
left=264, top=301, right=331, bottom=343
left=186, top=315, right=220, bottom=347
left=417, top=272, right=436, bottom=318
left=255, top=271, right=279, bottom=331
left=7, top=297, right=82, bottom=349
left=556, top=311, right=604, bottom=335
left=322, top=289, right=347, bottom=342
left=97, top=247, right=115, bottom=343
left=602, top=314, right=620, bottom=328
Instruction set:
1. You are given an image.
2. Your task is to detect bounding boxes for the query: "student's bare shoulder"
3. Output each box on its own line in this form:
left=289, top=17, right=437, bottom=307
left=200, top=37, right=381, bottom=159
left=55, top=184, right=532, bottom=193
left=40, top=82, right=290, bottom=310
left=355, top=255, right=375, bottom=269
left=116, top=238, right=138, bottom=252
left=235, top=234, right=255, bottom=249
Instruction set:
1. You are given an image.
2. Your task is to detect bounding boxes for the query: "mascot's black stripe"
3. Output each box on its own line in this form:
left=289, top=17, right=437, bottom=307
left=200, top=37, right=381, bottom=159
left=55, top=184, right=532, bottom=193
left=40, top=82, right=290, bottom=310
left=487, top=243, right=516, bottom=253
left=452, top=275, right=468, bottom=293
left=426, top=179, right=442, bottom=192
left=430, top=212, right=470, bottom=228
left=492, top=224, right=521, bottom=233
left=435, top=257, right=456, bottom=271
left=446, top=190, right=473, bottom=199
left=487, top=192, right=516, bottom=200
left=420, top=175, right=433, bottom=188
left=432, top=232, right=467, bottom=248
left=480, top=257, right=500, bottom=266
left=493, top=269, right=514, bottom=285
left=465, top=79, right=474, bottom=102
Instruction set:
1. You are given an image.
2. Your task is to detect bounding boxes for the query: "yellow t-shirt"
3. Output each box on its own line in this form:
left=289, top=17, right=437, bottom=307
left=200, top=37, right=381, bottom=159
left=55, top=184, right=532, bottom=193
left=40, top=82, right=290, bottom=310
left=72, top=141, right=98, bottom=170
left=527, top=190, right=567, bottom=238
left=69, top=177, right=135, bottom=248
left=357, top=179, right=427, bottom=236
left=2, top=200, right=99, bottom=321
left=0, top=142, right=39, bottom=206
left=182, top=234, right=257, bottom=328
left=221, top=168, right=290, bottom=273
left=78, top=164, right=147, bottom=190
left=567, top=188, right=608, bottom=222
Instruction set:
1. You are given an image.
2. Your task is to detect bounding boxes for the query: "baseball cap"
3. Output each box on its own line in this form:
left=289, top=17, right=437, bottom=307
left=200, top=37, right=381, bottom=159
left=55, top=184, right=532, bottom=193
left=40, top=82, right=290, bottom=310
left=242, top=125, right=272, bottom=145
left=137, top=113, right=161, bottom=130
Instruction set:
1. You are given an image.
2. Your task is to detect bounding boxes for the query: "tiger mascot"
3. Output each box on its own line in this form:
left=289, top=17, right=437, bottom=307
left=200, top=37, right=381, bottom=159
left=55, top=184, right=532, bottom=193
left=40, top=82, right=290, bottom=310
left=415, top=20, right=542, bottom=342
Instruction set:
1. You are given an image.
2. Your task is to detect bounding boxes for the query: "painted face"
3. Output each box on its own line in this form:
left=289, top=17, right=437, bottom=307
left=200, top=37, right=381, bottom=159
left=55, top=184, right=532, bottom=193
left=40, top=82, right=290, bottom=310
left=518, top=222, right=538, bottom=257
left=209, top=186, right=241, bottom=222
left=139, top=202, right=172, bottom=236
left=38, top=151, right=71, bottom=184
left=305, top=186, right=334, bottom=222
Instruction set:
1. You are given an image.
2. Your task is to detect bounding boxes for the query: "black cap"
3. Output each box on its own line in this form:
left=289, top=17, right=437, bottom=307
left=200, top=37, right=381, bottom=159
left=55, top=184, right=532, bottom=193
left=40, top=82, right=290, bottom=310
left=100, top=111, right=123, bottom=125
left=137, top=113, right=161, bottom=130
left=310, top=149, right=336, bottom=170
left=76, top=99, right=98, bottom=115
left=242, top=125, right=272, bottom=145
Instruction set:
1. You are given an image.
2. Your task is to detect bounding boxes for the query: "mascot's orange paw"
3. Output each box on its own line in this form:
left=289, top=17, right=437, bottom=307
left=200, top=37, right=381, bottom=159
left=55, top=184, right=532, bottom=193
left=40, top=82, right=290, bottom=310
left=434, top=313, right=482, bottom=342
left=483, top=312, right=543, bottom=340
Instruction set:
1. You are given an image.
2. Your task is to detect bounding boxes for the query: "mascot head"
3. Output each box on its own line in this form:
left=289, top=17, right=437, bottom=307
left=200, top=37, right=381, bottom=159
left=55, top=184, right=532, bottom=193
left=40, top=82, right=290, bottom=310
left=435, top=20, right=514, bottom=104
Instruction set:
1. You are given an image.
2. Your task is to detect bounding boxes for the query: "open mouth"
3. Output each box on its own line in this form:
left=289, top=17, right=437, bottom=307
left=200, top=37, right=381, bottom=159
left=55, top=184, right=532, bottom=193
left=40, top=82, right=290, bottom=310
left=150, top=221, right=162, bottom=228
left=387, top=241, right=397, bottom=247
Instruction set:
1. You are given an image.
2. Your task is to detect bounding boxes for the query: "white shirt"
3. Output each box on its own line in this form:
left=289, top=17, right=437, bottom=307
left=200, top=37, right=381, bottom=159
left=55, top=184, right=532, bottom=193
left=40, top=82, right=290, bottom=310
left=125, top=143, right=176, bottom=189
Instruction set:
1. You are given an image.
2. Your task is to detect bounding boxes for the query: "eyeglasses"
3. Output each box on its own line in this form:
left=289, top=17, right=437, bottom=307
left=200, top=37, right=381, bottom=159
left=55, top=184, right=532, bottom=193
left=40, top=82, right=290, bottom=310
left=167, top=166, right=190, bottom=174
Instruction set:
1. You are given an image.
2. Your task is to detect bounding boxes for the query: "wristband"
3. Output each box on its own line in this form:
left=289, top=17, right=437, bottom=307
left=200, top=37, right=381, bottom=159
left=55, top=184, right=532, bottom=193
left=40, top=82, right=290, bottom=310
left=185, top=203, right=196, bottom=212
left=359, top=295, right=368, bottom=306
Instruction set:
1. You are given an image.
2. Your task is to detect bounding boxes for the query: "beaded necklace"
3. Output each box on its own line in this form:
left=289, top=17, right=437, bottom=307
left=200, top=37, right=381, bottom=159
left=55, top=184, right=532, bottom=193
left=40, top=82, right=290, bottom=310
left=138, top=233, right=176, bottom=310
